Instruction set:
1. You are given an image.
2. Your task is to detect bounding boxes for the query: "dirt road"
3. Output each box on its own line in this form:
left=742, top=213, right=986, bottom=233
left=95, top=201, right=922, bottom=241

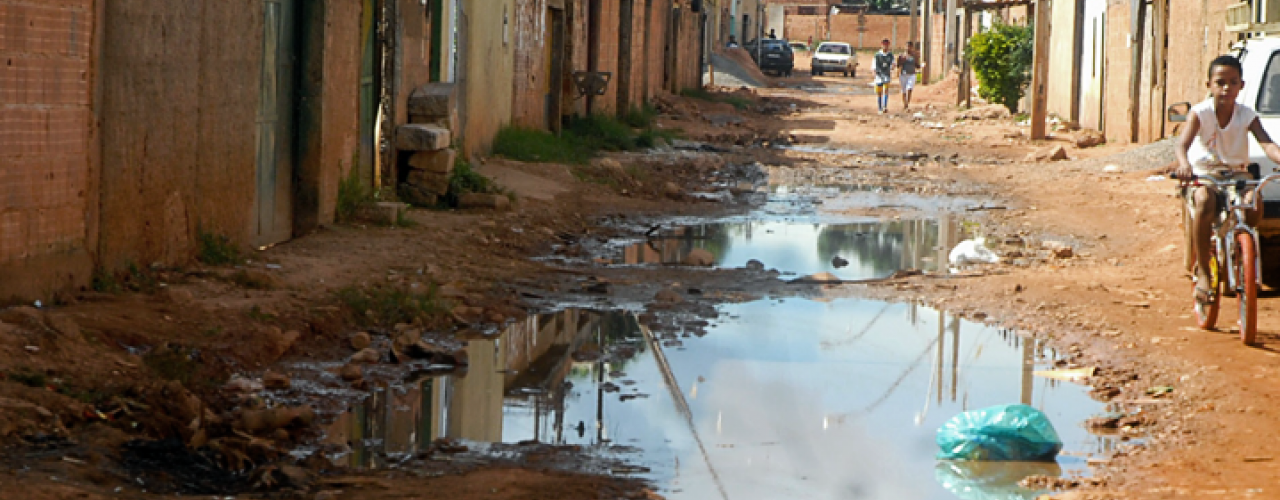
left=2, top=61, right=1277, bottom=499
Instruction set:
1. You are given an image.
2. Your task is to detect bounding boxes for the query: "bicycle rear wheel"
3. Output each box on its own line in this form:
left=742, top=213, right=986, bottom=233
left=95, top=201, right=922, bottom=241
left=1237, top=232, right=1259, bottom=345
left=1196, top=241, right=1222, bottom=330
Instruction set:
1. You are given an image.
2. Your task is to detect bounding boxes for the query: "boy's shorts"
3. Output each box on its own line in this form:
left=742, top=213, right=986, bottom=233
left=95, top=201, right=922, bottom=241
left=900, top=73, right=916, bottom=92
left=873, top=74, right=890, bottom=87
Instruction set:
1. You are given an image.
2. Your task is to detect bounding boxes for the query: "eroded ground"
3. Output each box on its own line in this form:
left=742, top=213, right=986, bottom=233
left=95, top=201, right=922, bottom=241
left=0, top=58, right=1273, bottom=500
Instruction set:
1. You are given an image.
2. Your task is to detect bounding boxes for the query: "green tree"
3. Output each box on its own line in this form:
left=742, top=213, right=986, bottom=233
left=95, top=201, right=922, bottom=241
left=966, top=20, right=1034, bottom=113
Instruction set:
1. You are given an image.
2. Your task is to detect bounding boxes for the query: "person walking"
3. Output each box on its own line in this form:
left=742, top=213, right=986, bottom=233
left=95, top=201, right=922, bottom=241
left=898, top=42, right=924, bottom=111
left=873, top=38, right=895, bottom=113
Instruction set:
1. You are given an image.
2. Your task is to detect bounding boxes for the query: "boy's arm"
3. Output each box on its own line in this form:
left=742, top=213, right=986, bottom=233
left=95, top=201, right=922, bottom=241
left=1175, top=112, right=1200, bottom=179
left=1248, top=117, right=1280, bottom=166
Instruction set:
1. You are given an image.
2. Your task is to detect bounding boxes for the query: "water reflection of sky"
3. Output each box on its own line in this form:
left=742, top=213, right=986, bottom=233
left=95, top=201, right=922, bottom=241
left=624, top=217, right=963, bottom=279
left=502, top=299, right=1108, bottom=500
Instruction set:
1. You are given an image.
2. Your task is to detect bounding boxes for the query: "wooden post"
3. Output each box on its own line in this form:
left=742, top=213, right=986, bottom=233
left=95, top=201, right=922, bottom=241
left=1152, top=0, right=1168, bottom=138
left=959, top=8, right=972, bottom=107
left=1128, top=0, right=1147, bottom=143
left=1029, top=0, right=1051, bottom=140
left=922, top=0, right=932, bottom=83
left=910, top=0, right=919, bottom=44
left=945, top=0, right=957, bottom=73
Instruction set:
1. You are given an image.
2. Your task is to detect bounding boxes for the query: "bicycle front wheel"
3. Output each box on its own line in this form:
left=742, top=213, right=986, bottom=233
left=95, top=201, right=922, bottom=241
left=1237, top=232, right=1259, bottom=345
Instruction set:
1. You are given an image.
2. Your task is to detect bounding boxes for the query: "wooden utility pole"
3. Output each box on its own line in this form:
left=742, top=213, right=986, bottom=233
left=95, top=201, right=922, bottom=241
left=910, top=0, right=919, bottom=44
left=1029, top=0, right=1051, bottom=140
left=959, top=9, right=971, bottom=106
left=1152, top=0, right=1168, bottom=138
left=944, top=0, right=957, bottom=73
left=1128, top=0, right=1148, bottom=143
left=922, top=0, right=932, bottom=83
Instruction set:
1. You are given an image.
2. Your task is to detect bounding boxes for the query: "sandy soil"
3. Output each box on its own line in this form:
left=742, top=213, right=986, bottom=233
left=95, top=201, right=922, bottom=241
left=1, top=63, right=1274, bottom=500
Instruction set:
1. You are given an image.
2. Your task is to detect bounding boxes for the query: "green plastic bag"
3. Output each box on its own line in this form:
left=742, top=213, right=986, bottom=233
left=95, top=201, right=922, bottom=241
left=936, top=404, right=1062, bottom=461
left=933, top=461, right=1062, bottom=500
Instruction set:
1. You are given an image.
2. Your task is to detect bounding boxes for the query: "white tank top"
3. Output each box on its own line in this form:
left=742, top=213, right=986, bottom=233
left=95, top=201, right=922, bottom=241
left=1188, top=99, right=1257, bottom=174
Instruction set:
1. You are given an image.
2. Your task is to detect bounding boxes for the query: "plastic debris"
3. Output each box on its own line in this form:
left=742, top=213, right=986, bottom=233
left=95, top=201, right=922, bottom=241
left=949, top=238, right=1000, bottom=266
left=936, top=404, right=1063, bottom=461
left=934, top=460, right=1062, bottom=500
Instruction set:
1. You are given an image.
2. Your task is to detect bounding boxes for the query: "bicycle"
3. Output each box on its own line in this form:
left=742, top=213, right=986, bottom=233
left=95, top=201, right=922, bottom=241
left=1179, top=171, right=1280, bottom=345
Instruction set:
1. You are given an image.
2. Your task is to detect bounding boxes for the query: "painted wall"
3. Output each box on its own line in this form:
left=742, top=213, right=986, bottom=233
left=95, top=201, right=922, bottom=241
left=786, top=13, right=914, bottom=50
left=1167, top=0, right=1234, bottom=119
left=461, top=0, right=517, bottom=156
left=1047, top=0, right=1082, bottom=123
left=0, top=0, right=98, bottom=299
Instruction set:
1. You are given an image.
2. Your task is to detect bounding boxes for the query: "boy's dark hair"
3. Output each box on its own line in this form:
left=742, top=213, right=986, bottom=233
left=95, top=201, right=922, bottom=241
left=1209, top=55, right=1243, bottom=79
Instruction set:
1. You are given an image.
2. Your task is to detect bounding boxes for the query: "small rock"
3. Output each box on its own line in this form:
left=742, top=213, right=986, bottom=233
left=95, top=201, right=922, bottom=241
left=683, top=248, right=715, bottom=266
left=1074, top=128, right=1105, bottom=148
left=663, top=181, right=683, bottom=198
left=831, top=255, right=849, bottom=268
left=159, top=287, right=195, bottom=304
left=745, top=259, right=765, bottom=271
left=224, top=377, right=264, bottom=393
left=350, top=332, right=372, bottom=350
left=1053, top=247, right=1074, bottom=259
left=350, top=348, right=381, bottom=364
left=595, top=158, right=624, bottom=171
left=263, top=371, right=291, bottom=389
left=339, top=363, right=363, bottom=381
left=655, top=289, right=683, bottom=305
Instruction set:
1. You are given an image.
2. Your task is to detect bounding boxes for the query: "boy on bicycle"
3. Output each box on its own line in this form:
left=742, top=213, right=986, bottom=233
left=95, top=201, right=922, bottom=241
left=1176, top=55, right=1280, bottom=308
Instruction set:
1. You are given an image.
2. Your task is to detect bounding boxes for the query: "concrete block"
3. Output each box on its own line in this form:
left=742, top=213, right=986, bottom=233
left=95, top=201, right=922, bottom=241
left=356, top=202, right=408, bottom=225
left=458, top=193, right=511, bottom=211
left=408, top=149, right=457, bottom=175
left=408, top=83, right=458, bottom=119
left=395, top=124, right=451, bottom=151
left=406, top=170, right=451, bottom=195
left=399, top=184, right=439, bottom=207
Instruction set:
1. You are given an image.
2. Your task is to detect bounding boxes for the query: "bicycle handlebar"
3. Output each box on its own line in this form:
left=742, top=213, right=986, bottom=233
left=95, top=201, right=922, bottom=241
left=1177, top=172, right=1280, bottom=212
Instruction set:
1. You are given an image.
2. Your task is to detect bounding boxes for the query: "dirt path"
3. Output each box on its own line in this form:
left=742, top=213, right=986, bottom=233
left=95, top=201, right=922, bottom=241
left=3, top=64, right=1278, bottom=499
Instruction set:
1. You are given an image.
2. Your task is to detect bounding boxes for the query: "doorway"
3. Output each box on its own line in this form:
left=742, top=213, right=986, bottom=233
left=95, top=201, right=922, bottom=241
left=254, top=0, right=300, bottom=247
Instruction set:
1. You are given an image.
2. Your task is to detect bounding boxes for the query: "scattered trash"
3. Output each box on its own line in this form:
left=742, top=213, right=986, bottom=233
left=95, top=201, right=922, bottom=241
left=1146, top=386, right=1175, bottom=397
left=1033, top=367, right=1095, bottom=383
left=265, top=264, right=283, bottom=270
left=33, top=300, right=41, bottom=308
left=949, top=238, right=1000, bottom=266
left=1103, top=165, right=1121, bottom=173
left=23, top=346, right=39, bottom=353
left=1146, top=175, right=1168, bottom=182
left=936, top=404, right=1063, bottom=461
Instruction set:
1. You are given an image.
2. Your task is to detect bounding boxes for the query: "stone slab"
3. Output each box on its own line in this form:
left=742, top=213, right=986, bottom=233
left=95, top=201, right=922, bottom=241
left=406, top=169, right=450, bottom=195
left=458, top=193, right=511, bottom=211
left=395, top=124, right=451, bottom=152
left=408, top=149, right=457, bottom=175
left=407, top=83, right=457, bottom=119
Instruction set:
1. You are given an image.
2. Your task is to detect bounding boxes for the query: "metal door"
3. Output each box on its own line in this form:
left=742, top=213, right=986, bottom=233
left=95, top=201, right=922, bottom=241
left=255, top=0, right=298, bottom=247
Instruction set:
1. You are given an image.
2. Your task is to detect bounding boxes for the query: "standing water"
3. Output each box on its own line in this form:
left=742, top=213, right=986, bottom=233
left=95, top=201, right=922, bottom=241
left=321, top=213, right=1113, bottom=499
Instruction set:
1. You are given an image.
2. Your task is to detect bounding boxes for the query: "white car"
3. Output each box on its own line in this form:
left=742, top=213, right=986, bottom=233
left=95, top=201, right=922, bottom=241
left=811, top=42, right=856, bottom=77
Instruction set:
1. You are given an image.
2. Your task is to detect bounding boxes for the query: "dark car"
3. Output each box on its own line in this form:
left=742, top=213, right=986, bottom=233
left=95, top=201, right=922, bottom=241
left=744, top=38, right=794, bottom=76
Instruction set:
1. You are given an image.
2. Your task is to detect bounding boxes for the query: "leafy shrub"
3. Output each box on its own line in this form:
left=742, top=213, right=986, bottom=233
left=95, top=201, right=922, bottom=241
left=967, top=20, right=1034, bottom=114
left=197, top=230, right=241, bottom=266
left=492, top=127, right=591, bottom=164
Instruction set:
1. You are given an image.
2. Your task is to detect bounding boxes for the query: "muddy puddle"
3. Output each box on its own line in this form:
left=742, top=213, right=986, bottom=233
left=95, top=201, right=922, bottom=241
left=316, top=303, right=1116, bottom=499
left=616, top=214, right=968, bottom=280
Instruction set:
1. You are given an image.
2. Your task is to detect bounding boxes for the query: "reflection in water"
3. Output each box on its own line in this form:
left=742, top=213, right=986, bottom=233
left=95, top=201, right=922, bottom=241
left=323, top=301, right=1114, bottom=500
left=935, top=461, right=1063, bottom=500
left=323, top=310, right=645, bottom=467
left=622, top=214, right=967, bottom=279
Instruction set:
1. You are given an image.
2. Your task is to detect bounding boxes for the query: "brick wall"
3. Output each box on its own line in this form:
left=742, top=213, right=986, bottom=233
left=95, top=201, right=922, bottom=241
left=785, top=13, right=914, bottom=50
left=0, top=0, right=97, bottom=298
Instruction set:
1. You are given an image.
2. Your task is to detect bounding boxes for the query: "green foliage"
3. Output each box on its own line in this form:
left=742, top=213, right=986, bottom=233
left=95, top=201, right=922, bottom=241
left=143, top=346, right=200, bottom=386
left=336, top=165, right=370, bottom=222
left=442, top=156, right=511, bottom=208
left=966, top=20, right=1034, bottom=114
left=92, top=268, right=122, bottom=293
left=492, top=126, right=592, bottom=164
left=197, top=230, right=242, bottom=266
left=247, top=305, right=277, bottom=322
left=6, top=368, right=47, bottom=388
left=623, top=104, right=659, bottom=128
left=680, top=88, right=752, bottom=110
left=336, top=285, right=449, bottom=327
left=566, top=114, right=638, bottom=151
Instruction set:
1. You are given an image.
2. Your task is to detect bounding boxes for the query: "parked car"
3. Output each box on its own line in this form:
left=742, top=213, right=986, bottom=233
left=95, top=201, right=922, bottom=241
left=744, top=38, right=794, bottom=76
left=788, top=41, right=810, bottom=53
left=811, top=42, right=856, bottom=77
